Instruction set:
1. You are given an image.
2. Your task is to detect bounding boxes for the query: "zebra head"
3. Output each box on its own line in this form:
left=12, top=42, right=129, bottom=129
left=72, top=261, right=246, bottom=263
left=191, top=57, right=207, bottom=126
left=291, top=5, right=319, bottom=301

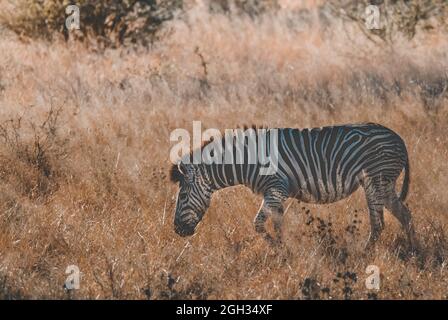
left=170, top=163, right=212, bottom=237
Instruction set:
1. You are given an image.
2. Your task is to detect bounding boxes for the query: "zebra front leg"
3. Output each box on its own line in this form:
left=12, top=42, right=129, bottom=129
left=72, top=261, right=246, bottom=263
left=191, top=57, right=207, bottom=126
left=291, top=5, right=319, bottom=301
left=266, top=188, right=288, bottom=244
left=254, top=200, right=268, bottom=234
left=271, top=205, right=284, bottom=244
left=254, top=201, right=276, bottom=245
left=254, top=190, right=286, bottom=245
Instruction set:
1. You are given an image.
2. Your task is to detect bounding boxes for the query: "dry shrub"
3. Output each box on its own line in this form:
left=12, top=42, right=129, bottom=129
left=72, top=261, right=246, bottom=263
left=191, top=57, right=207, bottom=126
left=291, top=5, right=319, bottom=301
left=209, top=0, right=279, bottom=16
left=0, top=105, right=67, bottom=199
left=0, top=0, right=282, bottom=48
left=0, top=0, right=183, bottom=47
left=330, top=0, right=448, bottom=43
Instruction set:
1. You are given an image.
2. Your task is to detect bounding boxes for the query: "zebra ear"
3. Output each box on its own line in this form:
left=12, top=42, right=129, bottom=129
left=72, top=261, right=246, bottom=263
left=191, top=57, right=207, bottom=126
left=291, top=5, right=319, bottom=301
left=169, top=164, right=184, bottom=183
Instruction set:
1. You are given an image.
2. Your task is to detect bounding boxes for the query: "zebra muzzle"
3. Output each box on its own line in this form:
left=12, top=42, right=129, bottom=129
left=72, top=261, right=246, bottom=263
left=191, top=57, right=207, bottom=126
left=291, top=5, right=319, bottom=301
left=174, top=223, right=196, bottom=237
left=174, top=215, right=198, bottom=237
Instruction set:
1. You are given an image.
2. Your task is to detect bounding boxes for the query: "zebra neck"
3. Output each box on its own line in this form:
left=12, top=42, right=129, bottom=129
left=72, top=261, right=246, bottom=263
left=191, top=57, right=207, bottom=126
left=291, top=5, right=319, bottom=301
left=203, top=163, right=249, bottom=191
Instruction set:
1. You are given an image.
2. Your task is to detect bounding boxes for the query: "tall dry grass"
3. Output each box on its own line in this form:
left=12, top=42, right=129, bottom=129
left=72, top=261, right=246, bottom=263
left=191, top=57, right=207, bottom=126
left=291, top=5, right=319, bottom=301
left=0, top=4, right=447, bottom=299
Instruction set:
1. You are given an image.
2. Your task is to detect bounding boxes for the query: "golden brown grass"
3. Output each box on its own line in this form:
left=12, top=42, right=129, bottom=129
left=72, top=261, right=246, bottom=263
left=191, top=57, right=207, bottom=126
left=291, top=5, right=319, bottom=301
left=0, top=5, right=447, bottom=299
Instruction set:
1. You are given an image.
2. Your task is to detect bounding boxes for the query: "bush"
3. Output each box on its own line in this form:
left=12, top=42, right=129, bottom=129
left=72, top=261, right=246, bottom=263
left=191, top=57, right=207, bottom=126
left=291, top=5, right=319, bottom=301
left=0, top=0, right=183, bottom=47
left=0, top=106, right=66, bottom=198
left=209, top=0, right=279, bottom=17
left=0, top=0, right=282, bottom=47
left=329, top=0, right=448, bottom=43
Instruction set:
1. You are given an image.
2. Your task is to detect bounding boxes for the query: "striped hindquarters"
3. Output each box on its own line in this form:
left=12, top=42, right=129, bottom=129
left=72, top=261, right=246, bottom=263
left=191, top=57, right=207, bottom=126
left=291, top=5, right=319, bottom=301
left=277, top=123, right=408, bottom=203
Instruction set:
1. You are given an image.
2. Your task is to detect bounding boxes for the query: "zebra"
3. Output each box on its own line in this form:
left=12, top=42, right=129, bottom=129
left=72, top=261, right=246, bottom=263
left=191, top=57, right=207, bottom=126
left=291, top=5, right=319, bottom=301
left=170, top=123, right=418, bottom=250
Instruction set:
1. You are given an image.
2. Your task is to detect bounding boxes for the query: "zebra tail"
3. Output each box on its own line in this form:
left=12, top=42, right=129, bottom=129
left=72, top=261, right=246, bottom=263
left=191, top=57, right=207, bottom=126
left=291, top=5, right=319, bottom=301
left=399, top=160, right=410, bottom=202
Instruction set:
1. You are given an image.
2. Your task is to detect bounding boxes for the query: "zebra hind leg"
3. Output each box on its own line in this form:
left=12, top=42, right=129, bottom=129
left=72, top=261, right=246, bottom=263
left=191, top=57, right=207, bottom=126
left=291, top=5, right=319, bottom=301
left=363, top=177, right=387, bottom=249
left=365, top=202, right=385, bottom=249
left=386, top=194, right=420, bottom=253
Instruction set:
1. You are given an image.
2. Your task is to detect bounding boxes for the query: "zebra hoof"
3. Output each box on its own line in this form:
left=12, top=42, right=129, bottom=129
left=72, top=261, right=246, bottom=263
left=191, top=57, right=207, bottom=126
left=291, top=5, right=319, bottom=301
left=364, top=237, right=378, bottom=251
left=263, top=234, right=284, bottom=248
left=263, top=234, right=276, bottom=246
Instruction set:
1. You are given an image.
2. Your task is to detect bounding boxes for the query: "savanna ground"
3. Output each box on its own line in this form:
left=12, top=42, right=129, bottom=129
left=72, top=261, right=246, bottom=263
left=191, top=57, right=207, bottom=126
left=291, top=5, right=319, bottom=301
left=0, top=1, right=447, bottom=299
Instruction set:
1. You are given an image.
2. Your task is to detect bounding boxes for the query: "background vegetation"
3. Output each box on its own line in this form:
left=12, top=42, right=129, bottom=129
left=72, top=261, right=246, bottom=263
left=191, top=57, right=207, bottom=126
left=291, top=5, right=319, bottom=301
left=0, top=0, right=447, bottom=299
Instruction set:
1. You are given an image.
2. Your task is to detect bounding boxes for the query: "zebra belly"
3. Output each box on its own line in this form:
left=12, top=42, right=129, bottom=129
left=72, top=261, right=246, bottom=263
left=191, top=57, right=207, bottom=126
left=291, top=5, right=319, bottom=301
left=289, top=177, right=361, bottom=204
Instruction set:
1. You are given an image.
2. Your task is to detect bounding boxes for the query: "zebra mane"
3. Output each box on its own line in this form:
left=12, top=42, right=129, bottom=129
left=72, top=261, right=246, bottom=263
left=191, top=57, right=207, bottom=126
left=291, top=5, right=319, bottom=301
left=193, top=124, right=268, bottom=156
left=240, top=124, right=268, bottom=130
left=169, top=124, right=268, bottom=183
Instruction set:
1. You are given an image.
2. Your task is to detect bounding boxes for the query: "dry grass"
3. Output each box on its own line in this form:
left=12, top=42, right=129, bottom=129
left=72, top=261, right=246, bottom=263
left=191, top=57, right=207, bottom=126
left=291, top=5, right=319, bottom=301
left=0, top=4, right=447, bottom=299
